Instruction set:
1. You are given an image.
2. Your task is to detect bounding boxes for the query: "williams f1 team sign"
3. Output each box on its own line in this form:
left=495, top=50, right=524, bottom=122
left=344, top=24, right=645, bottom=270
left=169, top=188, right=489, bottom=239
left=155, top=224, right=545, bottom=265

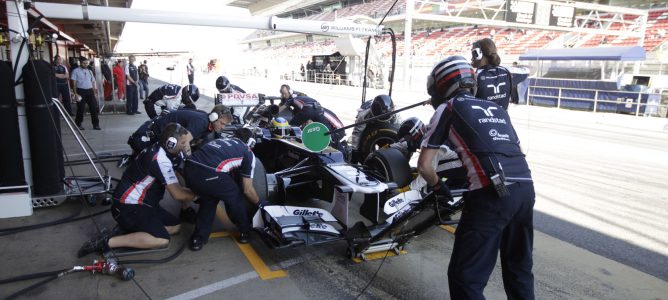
left=271, top=17, right=383, bottom=36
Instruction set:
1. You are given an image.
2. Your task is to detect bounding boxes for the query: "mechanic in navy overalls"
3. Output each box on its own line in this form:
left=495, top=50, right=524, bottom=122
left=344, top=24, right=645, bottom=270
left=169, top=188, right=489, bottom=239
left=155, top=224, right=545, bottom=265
left=53, top=56, right=73, bottom=116
left=278, top=84, right=345, bottom=151
left=77, top=124, right=198, bottom=257
left=418, top=56, right=535, bottom=299
left=471, top=38, right=513, bottom=110
left=125, top=55, right=140, bottom=115
left=128, top=105, right=232, bottom=154
left=184, top=136, right=265, bottom=250
left=143, top=84, right=200, bottom=119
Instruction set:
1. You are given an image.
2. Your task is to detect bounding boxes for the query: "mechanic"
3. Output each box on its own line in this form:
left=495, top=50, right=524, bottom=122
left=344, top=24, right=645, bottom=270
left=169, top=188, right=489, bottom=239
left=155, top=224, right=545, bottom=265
left=78, top=123, right=198, bottom=257
left=419, top=56, right=535, bottom=299
left=278, top=85, right=345, bottom=151
left=184, top=134, right=266, bottom=249
left=127, top=104, right=233, bottom=154
left=143, top=84, right=200, bottom=119
left=388, top=117, right=465, bottom=192
left=349, top=94, right=400, bottom=163
left=216, top=75, right=246, bottom=93
left=471, top=38, right=514, bottom=110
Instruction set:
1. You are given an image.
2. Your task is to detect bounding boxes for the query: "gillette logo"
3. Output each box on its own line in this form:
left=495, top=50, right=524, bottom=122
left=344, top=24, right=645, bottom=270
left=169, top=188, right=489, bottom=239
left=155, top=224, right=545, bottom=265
left=388, top=198, right=405, bottom=208
left=293, top=209, right=324, bottom=217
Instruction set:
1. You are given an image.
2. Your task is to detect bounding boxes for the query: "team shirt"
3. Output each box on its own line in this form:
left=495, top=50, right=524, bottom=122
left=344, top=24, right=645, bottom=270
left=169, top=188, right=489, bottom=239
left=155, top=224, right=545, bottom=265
left=147, top=84, right=182, bottom=111
left=152, top=109, right=210, bottom=141
left=125, top=63, right=138, bottom=85
left=475, top=65, right=513, bottom=110
left=54, top=64, right=68, bottom=85
left=422, top=92, right=531, bottom=190
left=113, top=143, right=179, bottom=207
left=189, top=138, right=256, bottom=178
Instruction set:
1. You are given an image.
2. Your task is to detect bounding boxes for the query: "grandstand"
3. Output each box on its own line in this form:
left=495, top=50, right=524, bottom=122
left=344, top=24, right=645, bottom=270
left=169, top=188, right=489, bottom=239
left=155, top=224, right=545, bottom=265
left=233, top=0, right=668, bottom=117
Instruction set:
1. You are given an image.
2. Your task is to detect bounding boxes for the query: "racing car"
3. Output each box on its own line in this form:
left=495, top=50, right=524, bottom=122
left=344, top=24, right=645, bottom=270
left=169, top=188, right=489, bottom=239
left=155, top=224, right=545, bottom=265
left=215, top=92, right=465, bottom=260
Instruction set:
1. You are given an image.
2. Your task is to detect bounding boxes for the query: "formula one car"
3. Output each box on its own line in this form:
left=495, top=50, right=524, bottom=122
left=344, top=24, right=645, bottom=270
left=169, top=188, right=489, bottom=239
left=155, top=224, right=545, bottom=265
left=215, top=92, right=464, bottom=260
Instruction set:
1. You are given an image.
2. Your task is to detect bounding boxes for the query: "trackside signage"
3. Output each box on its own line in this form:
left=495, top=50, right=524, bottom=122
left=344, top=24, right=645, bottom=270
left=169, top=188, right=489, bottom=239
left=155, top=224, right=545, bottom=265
left=216, top=93, right=260, bottom=106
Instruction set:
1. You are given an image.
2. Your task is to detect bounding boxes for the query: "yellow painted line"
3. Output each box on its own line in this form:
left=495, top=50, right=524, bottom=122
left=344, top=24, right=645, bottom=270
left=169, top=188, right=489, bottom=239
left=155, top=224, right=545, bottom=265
left=440, top=225, right=456, bottom=234
left=233, top=238, right=288, bottom=280
left=352, top=250, right=408, bottom=263
left=209, top=231, right=231, bottom=239
left=209, top=230, right=287, bottom=280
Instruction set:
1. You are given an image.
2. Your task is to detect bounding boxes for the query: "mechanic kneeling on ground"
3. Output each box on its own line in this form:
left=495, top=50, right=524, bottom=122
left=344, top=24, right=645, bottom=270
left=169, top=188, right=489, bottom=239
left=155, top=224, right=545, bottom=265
left=349, top=94, right=400, bottom=163
left=278, top=84, right=346, bottom=151
left=184, top=132, right=267, bottom=250
left=144, top=84, right=200, bottom=119
left=128, top=104, right=233, bottom=155
left=78, top=123, right=199, bottom=257
left=418, top=55, right=535, bottom=299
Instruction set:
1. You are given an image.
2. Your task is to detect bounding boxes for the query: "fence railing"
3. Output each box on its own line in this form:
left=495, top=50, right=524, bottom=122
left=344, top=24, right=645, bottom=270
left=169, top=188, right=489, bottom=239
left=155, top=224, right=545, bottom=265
left=528, top=85, right=667, bottom=117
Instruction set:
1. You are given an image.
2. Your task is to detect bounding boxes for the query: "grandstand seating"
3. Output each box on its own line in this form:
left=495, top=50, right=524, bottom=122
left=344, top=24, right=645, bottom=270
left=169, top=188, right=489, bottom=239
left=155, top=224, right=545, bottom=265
left=580, top=9, right=668, bottom=51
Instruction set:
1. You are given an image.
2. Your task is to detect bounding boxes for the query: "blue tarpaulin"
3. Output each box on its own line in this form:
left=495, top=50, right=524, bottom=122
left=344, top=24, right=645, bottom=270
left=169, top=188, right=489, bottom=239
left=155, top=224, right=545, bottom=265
left=519, top=46, right=645, bottom=61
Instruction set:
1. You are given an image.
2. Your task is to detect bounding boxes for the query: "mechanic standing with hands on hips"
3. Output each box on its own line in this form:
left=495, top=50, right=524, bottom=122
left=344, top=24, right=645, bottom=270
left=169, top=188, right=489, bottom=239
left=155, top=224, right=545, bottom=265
left=184, top=131, right=267, bottom=250
left=418, top=56, right=535, bottom=299
left=471, top=38, right=513, bottom=110
left=125, top=55, right=140, bottom=115
left=71, top=57, right=101, bottom=130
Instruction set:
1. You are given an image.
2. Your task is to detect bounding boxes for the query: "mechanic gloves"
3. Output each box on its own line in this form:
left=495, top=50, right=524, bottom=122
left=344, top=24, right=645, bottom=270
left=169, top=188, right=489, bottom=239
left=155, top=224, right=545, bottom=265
left=430, top=180, right=453, bottom=201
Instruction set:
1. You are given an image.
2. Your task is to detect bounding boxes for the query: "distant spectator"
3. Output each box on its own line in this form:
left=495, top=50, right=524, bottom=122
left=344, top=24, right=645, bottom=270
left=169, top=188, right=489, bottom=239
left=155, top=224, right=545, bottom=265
left=187, top=58, right=195, bottom=85
left=53, top=55, right=73, bottom=116
left=71, top=57, right=100, bottom=130
left=138, top=60, right=149, bottom=100
left=125, top=55, right=140, bottom=115
left=101, top=59, right=113, bottom=101
left=113, top=60, right=126, bottom=101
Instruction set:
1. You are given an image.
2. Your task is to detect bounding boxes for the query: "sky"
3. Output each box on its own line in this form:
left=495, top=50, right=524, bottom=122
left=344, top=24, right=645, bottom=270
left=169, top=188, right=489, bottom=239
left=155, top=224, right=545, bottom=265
left=114, top=0, right=254, bottom=58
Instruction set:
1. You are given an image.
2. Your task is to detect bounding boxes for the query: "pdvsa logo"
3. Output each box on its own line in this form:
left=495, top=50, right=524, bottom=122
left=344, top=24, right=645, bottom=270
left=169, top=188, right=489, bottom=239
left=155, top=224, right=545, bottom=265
left=321, top=23, right=330, bottom=32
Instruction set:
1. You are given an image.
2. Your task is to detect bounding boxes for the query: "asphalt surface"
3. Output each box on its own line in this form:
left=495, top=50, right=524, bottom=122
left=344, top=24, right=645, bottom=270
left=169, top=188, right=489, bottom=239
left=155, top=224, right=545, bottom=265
left=0, top=71, right=666, bottom=299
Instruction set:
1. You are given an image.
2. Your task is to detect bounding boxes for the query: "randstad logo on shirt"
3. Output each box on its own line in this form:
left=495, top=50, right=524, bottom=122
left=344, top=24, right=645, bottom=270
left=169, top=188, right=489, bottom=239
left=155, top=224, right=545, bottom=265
left=489, top=129, right=510, bottom=141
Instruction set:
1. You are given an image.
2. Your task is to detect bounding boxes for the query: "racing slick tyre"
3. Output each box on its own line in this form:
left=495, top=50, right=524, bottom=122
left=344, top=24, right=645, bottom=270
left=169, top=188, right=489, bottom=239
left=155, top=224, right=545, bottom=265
left=354, top=124, right=400, bottom=164
left=360, top=148, right=412, bottom=223
left=245, top=160, right=268, bottom=219
left=364, top=147, right=412, bottom=188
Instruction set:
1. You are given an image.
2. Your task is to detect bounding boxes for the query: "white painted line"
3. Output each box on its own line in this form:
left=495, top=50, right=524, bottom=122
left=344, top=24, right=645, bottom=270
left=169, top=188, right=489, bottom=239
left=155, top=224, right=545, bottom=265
left=166, top=271, right=258, bottom=300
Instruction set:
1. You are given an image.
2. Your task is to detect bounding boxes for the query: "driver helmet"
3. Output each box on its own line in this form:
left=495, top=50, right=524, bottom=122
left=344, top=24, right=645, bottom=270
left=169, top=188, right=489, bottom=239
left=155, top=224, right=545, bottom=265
left=271, top=117, right=291, bottom=138
left=397, top=117, right=425, bottom=151
left=371, top=94, right=394, bottom=122
left=216, top=76, right=231, bottom=93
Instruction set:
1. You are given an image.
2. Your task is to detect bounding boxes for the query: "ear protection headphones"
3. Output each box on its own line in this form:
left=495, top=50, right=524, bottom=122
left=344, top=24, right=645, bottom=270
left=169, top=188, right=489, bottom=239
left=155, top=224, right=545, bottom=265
left=472, top=47, right=483, bottom=61
left=208, top=112, right=219, bottom=123
left=209, top=106, right=232, bottom=123
left=165, top=123, right=182, bottom=150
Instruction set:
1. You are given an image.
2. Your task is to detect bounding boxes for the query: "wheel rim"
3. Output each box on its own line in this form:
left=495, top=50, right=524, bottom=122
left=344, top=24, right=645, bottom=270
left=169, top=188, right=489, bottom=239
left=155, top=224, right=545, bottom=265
left=370, top=137, right=396, bottom=152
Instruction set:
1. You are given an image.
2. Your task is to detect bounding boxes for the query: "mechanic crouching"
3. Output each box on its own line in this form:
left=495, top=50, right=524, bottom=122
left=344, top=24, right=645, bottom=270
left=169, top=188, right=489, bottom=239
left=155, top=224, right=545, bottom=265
left=143, top=84, right=200, bottom=119
left=78, top=124, right=199, bottom=257
left=418, top=56, right=535, bottom=299
left=184, top=132, right=266, bottom=250
left=278, top=84, right=346, bottom=151
left=388, top=117, right=466, bottom=193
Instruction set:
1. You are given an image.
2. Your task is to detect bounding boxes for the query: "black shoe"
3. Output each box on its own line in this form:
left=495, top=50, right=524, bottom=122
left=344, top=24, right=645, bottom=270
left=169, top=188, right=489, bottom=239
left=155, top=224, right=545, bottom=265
left=238, top=232, right=250, bottom=244
left=180, top=207, right=197, bottom=224
left=78, top=229, right=111, bottom=257
left=189, top=236, right=205, bottom=251
left=77, top=125, right=84, bottom=130
left=93, top=126, right=102, bottom=130
left=134, top=111, right=142, bottom=115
